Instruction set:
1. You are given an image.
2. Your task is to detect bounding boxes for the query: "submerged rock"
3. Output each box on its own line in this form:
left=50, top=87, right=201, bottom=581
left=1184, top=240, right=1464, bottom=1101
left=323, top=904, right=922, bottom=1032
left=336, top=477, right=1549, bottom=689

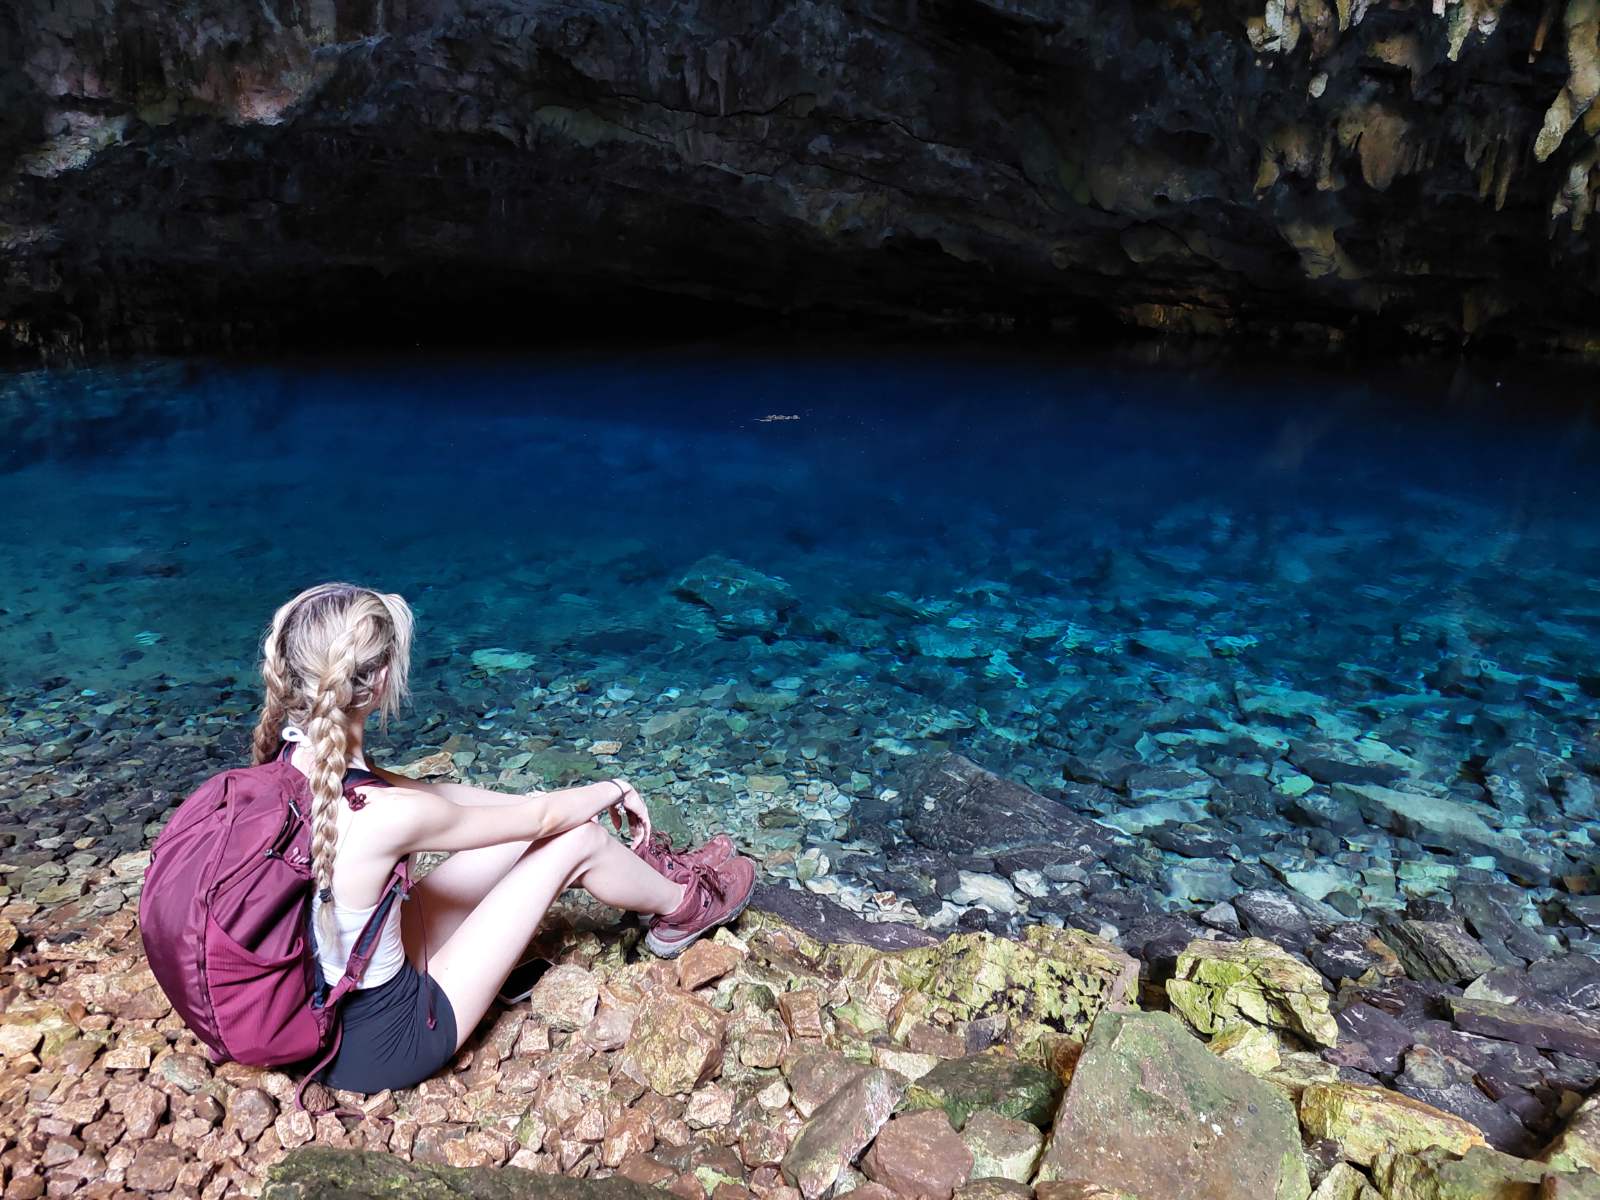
left=1036, top=1009, right=1310, bottom=1200
left=1332, top=784, right=1554, bottom=885
left=468, top=648, right=537, bottom=673
left=673, top=556, right=798, bottom=637
left=905, top=753, right=1112, bottom=864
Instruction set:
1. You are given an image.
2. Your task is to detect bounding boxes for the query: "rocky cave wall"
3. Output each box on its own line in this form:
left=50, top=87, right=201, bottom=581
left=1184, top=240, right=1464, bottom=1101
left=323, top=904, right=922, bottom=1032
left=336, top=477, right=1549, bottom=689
left=2, top=0, right=1599, bottom=357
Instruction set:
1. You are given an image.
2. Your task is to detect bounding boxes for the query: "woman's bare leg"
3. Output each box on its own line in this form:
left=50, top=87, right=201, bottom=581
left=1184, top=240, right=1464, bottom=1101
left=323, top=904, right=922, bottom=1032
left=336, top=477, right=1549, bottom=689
left=419, top=821, right=685, bottom=1050
left=400, top=837, right=539, bottom=969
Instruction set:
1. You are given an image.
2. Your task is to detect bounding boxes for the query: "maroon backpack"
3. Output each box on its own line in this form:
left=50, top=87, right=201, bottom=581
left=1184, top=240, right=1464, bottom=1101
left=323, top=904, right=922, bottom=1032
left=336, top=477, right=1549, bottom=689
left=139, top=748, right=411, bottom=1110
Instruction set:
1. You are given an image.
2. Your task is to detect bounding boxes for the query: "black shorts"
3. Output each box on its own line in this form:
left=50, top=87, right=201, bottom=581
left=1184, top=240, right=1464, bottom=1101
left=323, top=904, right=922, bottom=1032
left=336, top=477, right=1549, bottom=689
left=320, top=959, right=458, bottom=1094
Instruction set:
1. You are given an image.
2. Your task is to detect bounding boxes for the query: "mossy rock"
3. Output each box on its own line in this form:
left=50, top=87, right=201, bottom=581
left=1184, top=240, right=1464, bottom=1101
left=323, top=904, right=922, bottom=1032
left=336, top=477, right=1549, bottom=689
left=732, top=913, right=1136, bottom=1066
left=1037, top=1010, right=1310, bottom=1200
left=1167, top=937, right=1337, bottom=1048
left=1299, top=1083, right=1485, bottom=1167
left=1208, top=1023, right=1282, bottom=1076
left=904, top=1051, right=1063, bottom=1129
left=264, top=1147, right=662, bottom=1199
left=823, top=926, right=1137, bottom=1062
left=518, top=747, right=604, bottom=784
left=1547, top=1095, right=1600, bottom=1175
left=1371, top=1144, right=1600, bottom=1200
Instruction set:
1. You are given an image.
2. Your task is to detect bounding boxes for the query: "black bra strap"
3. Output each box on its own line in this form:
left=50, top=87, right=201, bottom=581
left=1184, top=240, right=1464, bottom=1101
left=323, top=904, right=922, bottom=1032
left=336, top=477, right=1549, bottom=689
left=277, top=739, right=382, bottom=787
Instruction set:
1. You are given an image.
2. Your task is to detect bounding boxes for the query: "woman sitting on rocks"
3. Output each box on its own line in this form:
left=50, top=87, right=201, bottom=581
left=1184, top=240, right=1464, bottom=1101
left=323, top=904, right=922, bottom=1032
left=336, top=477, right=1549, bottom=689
left=254, top=582, right=756, bottom=1094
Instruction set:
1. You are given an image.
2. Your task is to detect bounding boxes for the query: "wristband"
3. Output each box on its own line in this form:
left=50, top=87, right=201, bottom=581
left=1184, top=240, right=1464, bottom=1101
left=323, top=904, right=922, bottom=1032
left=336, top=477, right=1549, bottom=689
left=594, top=779, right=626, bottom=822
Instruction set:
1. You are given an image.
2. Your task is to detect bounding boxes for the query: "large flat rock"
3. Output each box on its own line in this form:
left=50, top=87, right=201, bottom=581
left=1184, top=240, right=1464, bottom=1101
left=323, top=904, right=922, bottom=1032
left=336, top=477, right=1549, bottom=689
left=264, top=1147, right=662, bottom=1199
left=905, top=753, right=1112, bottom=863
left=1036, top=1009, right=1310, bottom=1200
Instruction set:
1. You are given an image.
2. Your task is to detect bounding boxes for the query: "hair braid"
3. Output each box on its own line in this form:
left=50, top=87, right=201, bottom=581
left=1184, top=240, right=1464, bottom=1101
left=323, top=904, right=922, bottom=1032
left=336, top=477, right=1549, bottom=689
left=247, top=583, right=416, bottom=949
left=251, top=608, right=296, bottom=765
left=307, top=630, right=362, bottom=945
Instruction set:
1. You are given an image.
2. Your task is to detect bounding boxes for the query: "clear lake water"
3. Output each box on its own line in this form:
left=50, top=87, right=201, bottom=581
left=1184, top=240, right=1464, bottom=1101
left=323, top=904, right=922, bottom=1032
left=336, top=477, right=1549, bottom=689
left=2, top=350, right=1598, bottom=938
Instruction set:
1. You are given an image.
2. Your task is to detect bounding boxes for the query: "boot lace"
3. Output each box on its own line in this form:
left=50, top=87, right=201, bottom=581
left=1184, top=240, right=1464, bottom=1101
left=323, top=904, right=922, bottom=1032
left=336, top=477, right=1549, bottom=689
left=682, top=860, right=728, bottom=909
left=647, top=832, right=689, bottom=874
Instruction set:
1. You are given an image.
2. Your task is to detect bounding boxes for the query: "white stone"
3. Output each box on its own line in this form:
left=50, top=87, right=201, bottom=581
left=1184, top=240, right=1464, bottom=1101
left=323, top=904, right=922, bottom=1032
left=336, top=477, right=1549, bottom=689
left=1011, top=869, right=1048, bottom=899
left=951, top=871, right=1022, bottom=915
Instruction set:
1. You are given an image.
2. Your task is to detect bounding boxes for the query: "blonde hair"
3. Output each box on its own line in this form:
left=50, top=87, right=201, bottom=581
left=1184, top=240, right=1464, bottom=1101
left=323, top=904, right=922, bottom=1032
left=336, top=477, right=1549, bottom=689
left=251, top=583, right=414, bottom=944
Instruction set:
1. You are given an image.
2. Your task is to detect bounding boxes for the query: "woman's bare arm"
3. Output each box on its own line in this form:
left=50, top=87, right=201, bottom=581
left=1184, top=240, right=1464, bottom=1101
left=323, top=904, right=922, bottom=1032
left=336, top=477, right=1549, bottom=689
left=369, top=765, right=622, bottom=813
left=359, top=781, right=625, bottom=857
left=366, top=761, right=652, bottom=848
left=367, top=764, right=533, bottom=807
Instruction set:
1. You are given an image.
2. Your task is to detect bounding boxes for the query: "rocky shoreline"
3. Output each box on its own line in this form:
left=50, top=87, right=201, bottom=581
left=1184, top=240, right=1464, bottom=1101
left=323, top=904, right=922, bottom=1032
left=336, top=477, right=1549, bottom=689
left=0, top=716, right=1598, bottom=1197
left=1, top=853, right=1599, bottom=1199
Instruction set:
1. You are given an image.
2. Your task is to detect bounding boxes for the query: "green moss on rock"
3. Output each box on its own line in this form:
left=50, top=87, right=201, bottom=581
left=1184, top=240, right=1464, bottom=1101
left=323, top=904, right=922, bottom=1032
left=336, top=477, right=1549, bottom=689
left=1371, top=1144, right=1600, bottom=1200
left=1299, top=1083, right=1485, bottom=1166
left=1546, top=1095, right=1600, bottom=1175
left=904, top=1052, right=1062, bottom=1130
left=264, top=1147, right=663, bottom=1199
left=1037, top=1009, right=1310, bottom=1200
left=1167, top=937, right=1338, bottom=1048
left=821, top=926, right=1137, bottom=1062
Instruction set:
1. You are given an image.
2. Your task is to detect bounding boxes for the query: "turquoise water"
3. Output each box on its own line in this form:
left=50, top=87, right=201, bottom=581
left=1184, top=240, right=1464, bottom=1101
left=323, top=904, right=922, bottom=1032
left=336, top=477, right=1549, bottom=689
left=3, top=352, right=1599, bottom=929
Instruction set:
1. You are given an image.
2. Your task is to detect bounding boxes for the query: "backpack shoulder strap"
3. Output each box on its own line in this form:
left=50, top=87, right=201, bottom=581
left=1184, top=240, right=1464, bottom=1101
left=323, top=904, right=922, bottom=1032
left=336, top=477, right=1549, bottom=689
left=295, top=856, right=414, bottom=1116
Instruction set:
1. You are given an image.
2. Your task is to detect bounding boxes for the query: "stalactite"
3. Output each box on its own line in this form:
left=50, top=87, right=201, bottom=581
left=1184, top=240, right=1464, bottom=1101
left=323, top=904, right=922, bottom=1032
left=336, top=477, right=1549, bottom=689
left=1534, top=0, right=1559, bottom=59
left=1494, top=142, right=1517, bottom=209
left=1261, top=0, right=1501, bottom=60
left=1535, top=0, right=1599, bottom=162
left=1342, top=0, right=1372, bottom=31
left=1551, top=139, right=1599, bottom=228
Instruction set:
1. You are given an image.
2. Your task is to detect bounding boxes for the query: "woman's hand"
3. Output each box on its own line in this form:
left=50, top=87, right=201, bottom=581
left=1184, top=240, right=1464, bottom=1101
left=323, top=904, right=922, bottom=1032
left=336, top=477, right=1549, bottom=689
left=604, top=778, right=652, bottom=849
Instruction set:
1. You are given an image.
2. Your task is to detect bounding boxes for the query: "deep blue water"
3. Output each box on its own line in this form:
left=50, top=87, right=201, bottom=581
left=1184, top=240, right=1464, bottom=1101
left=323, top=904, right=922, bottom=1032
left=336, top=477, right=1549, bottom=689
left=3, top=351, right=1599, bottom=921
left=6, top=353, right=1596, bottom=684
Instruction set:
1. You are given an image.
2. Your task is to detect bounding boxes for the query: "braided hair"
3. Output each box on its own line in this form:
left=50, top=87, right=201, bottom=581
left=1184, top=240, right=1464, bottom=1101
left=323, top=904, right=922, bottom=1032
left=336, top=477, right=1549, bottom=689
left=251, top=583, right=414, bottom=942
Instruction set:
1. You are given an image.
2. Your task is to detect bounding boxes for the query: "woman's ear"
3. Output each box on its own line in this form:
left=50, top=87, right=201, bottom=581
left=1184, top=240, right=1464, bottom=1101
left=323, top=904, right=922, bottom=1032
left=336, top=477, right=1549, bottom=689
left=372, top=665, right=390, bottom=707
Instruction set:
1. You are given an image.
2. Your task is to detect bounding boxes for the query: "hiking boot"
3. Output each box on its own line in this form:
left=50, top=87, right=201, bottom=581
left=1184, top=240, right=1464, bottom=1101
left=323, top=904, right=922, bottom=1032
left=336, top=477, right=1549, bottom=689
left=635, top=831, right=736, bottom=883
left=645, top=856, right=758, bottom=959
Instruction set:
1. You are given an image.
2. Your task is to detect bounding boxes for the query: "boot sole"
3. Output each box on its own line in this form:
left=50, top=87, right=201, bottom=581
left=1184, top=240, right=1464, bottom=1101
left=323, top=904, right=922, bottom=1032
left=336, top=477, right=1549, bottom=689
left=644, top=878, right=756, bottom=960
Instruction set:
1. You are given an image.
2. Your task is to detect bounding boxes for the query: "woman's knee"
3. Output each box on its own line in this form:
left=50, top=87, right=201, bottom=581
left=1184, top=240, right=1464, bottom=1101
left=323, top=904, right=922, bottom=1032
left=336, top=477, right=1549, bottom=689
left=536, top=820, right=612, bottom=874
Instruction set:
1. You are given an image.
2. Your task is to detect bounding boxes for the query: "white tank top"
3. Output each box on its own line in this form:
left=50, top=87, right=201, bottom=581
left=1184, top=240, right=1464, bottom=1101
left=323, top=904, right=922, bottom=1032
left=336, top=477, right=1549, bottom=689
left=310, top=875, right=408, bottom=990
left=279, top=730, right=408, bottom=990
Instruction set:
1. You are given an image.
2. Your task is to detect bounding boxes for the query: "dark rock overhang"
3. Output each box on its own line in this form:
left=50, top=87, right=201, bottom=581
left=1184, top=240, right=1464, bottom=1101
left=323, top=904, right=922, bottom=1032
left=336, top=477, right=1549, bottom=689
left=2, top=0, right=1598, bottom=359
